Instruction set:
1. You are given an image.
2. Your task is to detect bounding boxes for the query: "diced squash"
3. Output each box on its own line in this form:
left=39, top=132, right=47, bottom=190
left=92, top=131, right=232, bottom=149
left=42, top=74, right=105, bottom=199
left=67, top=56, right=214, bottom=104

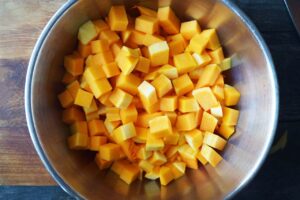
left=178, top=96, right=200, bottom=113
left=157, top=7, right=180, bottom=34
left=142, top=34, right=164, bottom=46
left=203, top=132, right=227, bottom=150
left=192, top=52, right=211, bottom=68
left=192, top=87, right=218, bottom=111
left=112, top=122, right=136, bottom=143
left=143, top=100, right=160, bottom=114
left=85, top=111, right=99, bottom=121
left=127, top=30, right=145, bottom=46
left=83, top=65, right=106, bottom=84
left=88, top=119, right=106, bottom=136
left=78, top=20, right=97, bottom=45
left=95, top=154, right=113, bottom=170
left=149, top=115, right=172, bottom=138
left=91, top=39, right=109, bottom=54
left=180, top=20, right=201, bottom=40
left=222, top=107, right=239, bottom=126
left=92, top=19, right=109, bottom=33
left=221, top=57, right=232, bottom=71
left=184, top=129, right=203, bottom=151
left=136, top=112, right=163, bottom=128
left=100, top=30, right=120, bottom=45
left=139, top=160, right=154, bottom=173
left=102, top=62, right=121, bottom=78
left=99, top=143, right=121, bottom=161
left=120, top=104, right=138, bottom=124
left=135, top=15, right=159, bottom=34
left=158, top=64, right=178, bottom=79
left=62, top=106, right=85, bottom=124
left=119, top=163, right=140, bottom=184
left=111, top=42, right=123, bottom=57
left=174, top=52, right=198, bottom=74
left=137, top=81, right=158, bottom=106
left=94, top=51, right=115, bottom=65
left=68, top=133, right=89, bottom=150
left=164, top=112, right=177, bottom=126
left=137, top=145, right=152, bottom=160
left=164, top=129, right=179, bottom=145
left=111, top=159, right=130, bottom=175
left=148, top=41, right=169, bottom=67
left=159, top=96, right=177, bottom=112
left=135, top=56, right=150, bottom=73
left=171, top=161, right=186, bottom=179
left=58, top=90, right=73, bottom=108
left=189, top=33, right=209, bottom=54
left=70, top=121, right=88, bottom=135
left=208, top=47, right=224, bottom=64
left=149, top=151, right=167, bottom=166
left=145, top=166, right=160, bottom=180
left=74, top=89, right=93, bottom=108
left=196, top=151, right=208, bottom=165
left=151, top=74, right=172, bottom=98
left=109, top=88, right=133, bottom=109
left=176, top=113, right=197, bottom=131
left=201, top=29, right=221, bottom=50
left=224, top=84, right=240, bottom=106
left=106, top=107, right=121, bottom=122
left=98, top=91, right=113, bottom=107
left=133, top=127, right=148, bottom=143
left=210, top=104, right=223, bottom=118
left=188, top=67, right=204, bottom=80
left=116, top=48, right=139, bottom=75
left=108, top=5, right=128, bottom=31
left=146, top=135, right=164, bottom=151
left=136, top=6, right=157, bottom=17
left=89, top=136, right=107, bottom=151
left=168, top=39, right=186, bottom=57
left=104, top=119, right=121, bottom=133
left=172, top=74, right=194, bottom=96
left=116, top=73, right=142, bottom=95
left=178, top=144, right=197, bottom=160
left=201, top=144, right=222, bottom=167
left=218, top=124, right=235, bottom=139
left=200, top=112, right=218, bottom=132
left=120, top=139, right=139, bottom=161
left=78, top=42, right=92, bottom=58
left=64, top=54, right=84, bottom=76
left=212, top=85, right=224, bottom=100
left=159, top=166, right=174, bottom=185
left=196, top=64, right=221, bottom=88
left=89, top=78, right=112, bottom=98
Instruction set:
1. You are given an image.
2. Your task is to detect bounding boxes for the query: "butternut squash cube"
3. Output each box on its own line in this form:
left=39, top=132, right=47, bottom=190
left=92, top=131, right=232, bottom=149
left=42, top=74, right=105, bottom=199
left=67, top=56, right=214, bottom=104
left=200, top=112, right=218, bottom=132
left=74, top=89, right=93, bottom=108
left=80, top=79, right=92, bottom=93
left=89, top=136, right=107, bottom=151
left=120, top=139, right=139, bottom=161
left=137, top=81, right=158, bottom=106
left=180, top=20, right=201, bottom=40
left=158, top=64, right=178, bottom=79
left=192, top=52, right=212, bottom=68
left=106, top=107, right=121, bottom=122
left=127, top=30, right=145, bottom=46
left=62, top=106, right=85, bottom=124
left=218, top=124, right=235, bottom=139
left=137, top=145, right=152, bottom=159
left=201, top=144, right=222, bottom=167
left=108, top=5, right=128, bottom=31
left=91, top=39, right=109, bottom=54
left=111, top=159, right=130, bottom=175
left=89, top=78, right=112, bottom=98
left=148, top=41, right=169, bottom=67
left=160, top=96, right=177, bottom=112
left=58, top=90, right=73, bottom=108
left=120, top=104, right=138, bottom=124
left=99, top=143, right=121, bottom=161
left=104, top=119, right=121, bottom=133
left=146, top=135, right=164, bottom=151
left=136, top=112, right=163, bottom=128
left=143, top=69, right=159, bottom=80
left=78, top=20, right=97, bottom=45
left=83, top=65, right=106, bottom=83
left=70, top=121, right=88, bottom=135
left=181, top=156, right=198, bottom=169
left=102, top=62, right=120, bottom=78
left=98, top=91, right=113, bottom=107
left=174, top=52, right=198, bottom=74
left=188, top=67, right=204, bottom=80
left=116, top=73, right=142, bottom=95
left=189, top=33, right=209, bottom=54
left=149, top=151, right=167, bottom=166
left=85, top=111, right=99, bottom=121
left=196, top=151, right=208, bottom=165
left=78, top=42, right=92, bottom=58
left=221, top=57, right=232, bottom=71
left=159, top=166, right=174, bottom=185
left=184, top=129, right=203, bottom=151
left=119, top=163, right=140, bottom=184
left=111, top=42, right=123, bottom=57
left=168, top=39, right=186, bottom=57
left=100, top=30, right=120, bottom=45
left=149, top=115, right=172, bottom=138
left=68, top=133, right=89, bottom=150
left=196, top=64, right=221, bottom=88
left=93, top=51, right=114, bottom=65
left=95, top=154, right=112, bottom=170
left=135, top=56, right=150, bottom=73
left=164, top=112, right=177, bottom=126
left=62, top=72, right=77, bottom=85
left=163, top=129, right=179, bottom=145
left=208, top=47, right=224, bottom=64
left=136, top=6, right=157, bottom=17
left=201, top=29, right=221, bottom=50
left=192, top=87, right=218, bottom=111
left=203, top=132, right=227, bottom=151
left=157, top=7, right=180, bottom=34
left=222, top=107, right=239, bottom=126
left=171, top=162, right=186, bottom=179
left=178, top=144, right=197, bottom=160
left=151, top=74, right=172, bottom=98
left=210, top=104, right=223, bottom=118
left=143, top=100, right=160, bottom=114
left=139, top=160, right=154, bottom=173
left=109, top=88, right=133, bottom=109
left=212, top=85, right=224, bottom=100
left=88, top=119, right=106, bottom=136
left=176, top=113, right=197, bottom=131
left=92, top=19, right=109, bottom=33
left=133, top=127, right=148, bottom=143
left=215, top=75, right=224, bottom=86
left=145, top=166, right=160, bottom=180
left=172, top=74, right=194, bottom=96
left=165, top=146, right=178, bottom=158
left=178, top=96, right=200, bottom=113
left=224, top=84, right=240, bottom=106
left=64, top=54, right=84, bottom=76
left=135, top=15, right=159, bottom=34
left=142, top=34, right=164, bottom=46
left=112, top=122, right=136, bottom=143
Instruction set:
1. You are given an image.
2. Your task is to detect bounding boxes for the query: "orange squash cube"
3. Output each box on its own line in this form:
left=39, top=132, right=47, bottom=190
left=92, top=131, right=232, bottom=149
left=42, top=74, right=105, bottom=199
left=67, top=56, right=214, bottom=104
left=168, top=39, right=186, bottom=57
left=133, top=127, right=148, bottom=143
left=151, top=74, right=172, bottom=98
left=135, top=56, right=150, bottom=73
left=149, top=151, right=167, bottom=166
left=178, top=96, right=200, bottom=113
left=172, top=74, right=194, bottom=96
left=88, top=119, right=106, bottom=136
left=160, top=96, right=178, bottom=112
left=106, top=107, right=121, bottom=122
left=92, top=19, right=109, bottom=33
left=192, top=52, right=212, bottom=68
left=163, top=129, right=179, bottom=145
left=102, top=62, right=120, bottom=78
left=62, top=106, right=85, bottom=124
left=222, top=107, right=239, bottom=126
left=98, top=91, right=113, bottom=107
left=148, top=41, right=169, bottom=67
left=61, top=72, right=77, bottom=85
left=85, top=111, right=99, bottom=121
left=58, top=90, right=73, bottom=108
left=83, top=65, right=106, bottom=84
left=109, top=88, right=133, bottom=109
left=218, top=124, right=235, bottom=139
left=104, top=118, right=121, bottom=133
left=196, top=151, right=208, bottom=165
left=74, top=89, right=93, bottom=108
left=164, top=112, right=177, bottom=126
left=91, top=39, right=109, bottom=54
left=89, top=78, right=112, bottom=98
left=142, top=34, right=164, bottom=46
left=127, top=30, right=145, bottom=46
left=196, top=64, right=221, bottom=88
left=192, top=87, right=218, bottom=111
left=135, top=112, right=163, bottom=128
left=99, top=143, right=121, bottom=161
left=116, top=73, right=142, bottom=95
left=135, top=15, right=159, bottom=34
left=208, top=47, right=224, bottom=64
left=157, top=7, right=180, bottom=34
left=68, top=133, right=89, bottom=150
left=89, top=136, right=107, bottom=151
left=203, top=132, right=227, bottom=151
left=224, top=84, right=240, bottom=106
left=119, top=163, right=140, bottom=184
left=111, top=159, right=130, bottom=175
left=112, top=122, right=136, bottom=143
left=159, top=166, right=174, bottom=185
left=99, top=30, right=120, bottom=45
left=93, top=51, right=114, bottom=65
left=146, top=135, right=164, bottom=151
left=64, top=54, right=84, bottom=76
left=171, top=162, right=186, bottom=179
left=120, top=104, right=138, bottom=124
left=180, top=20, right=201, bottom=40
left=176, top=113, right=197, bottom=131
left=174, top=52, right=198, bottom=74
left=189, top=33, right=209, bottom=54
left=184, top=129, right=203, bottom=151
left=95, top=154, right=112, bottom=170
left=70, top=121, right=88, bottom=135
left=149, top=115, right=172, bottom=138
left=188, top=67, right=204, bottom=80
left=201, top=144, right=222, bottom=167
left=212, top=85, right=224, bottom=100
left=201, top=29, right=221, bottom=50
left=200, top=112, right=218, bottom=132
left=78, top=42, right=92, bottom=58
left=108, top=5, right=128, bottom=31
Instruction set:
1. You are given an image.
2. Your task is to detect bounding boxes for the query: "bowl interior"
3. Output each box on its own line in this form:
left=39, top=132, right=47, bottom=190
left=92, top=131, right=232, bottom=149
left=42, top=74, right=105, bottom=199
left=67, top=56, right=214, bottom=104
left=27, top=0, right=278, bottom=199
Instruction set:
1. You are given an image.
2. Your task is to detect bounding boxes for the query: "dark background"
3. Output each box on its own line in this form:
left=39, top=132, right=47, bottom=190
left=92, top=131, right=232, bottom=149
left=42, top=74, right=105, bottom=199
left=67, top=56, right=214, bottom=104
left=1, top=0, right=300, bottom=199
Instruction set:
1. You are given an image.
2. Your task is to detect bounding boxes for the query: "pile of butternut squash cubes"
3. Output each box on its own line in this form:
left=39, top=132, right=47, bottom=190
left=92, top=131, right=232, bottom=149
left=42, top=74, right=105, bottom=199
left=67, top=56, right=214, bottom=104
left=58, top=5, right=240, bottom=186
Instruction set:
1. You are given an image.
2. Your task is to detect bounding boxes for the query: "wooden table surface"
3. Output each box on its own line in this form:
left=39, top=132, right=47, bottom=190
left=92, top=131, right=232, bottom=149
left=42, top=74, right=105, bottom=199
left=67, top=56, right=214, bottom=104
left=0, top=0, right=300, bottom=199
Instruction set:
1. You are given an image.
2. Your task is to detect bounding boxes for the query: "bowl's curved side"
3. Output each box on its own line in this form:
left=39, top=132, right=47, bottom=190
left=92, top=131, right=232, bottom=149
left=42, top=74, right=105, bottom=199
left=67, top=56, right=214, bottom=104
left=24, top=0, right=81, bottom=198
left=221, top=1, right=279, bottom=199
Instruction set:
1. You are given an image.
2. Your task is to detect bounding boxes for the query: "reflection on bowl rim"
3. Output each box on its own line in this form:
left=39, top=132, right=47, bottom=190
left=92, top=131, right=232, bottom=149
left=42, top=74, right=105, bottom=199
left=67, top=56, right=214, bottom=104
left=24, top=0, right=279, bottom=199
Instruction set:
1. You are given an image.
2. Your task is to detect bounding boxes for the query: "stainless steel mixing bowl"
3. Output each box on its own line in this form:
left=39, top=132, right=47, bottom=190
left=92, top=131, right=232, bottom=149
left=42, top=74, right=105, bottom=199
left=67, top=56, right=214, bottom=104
left=25, top=0, right=279, bottom=199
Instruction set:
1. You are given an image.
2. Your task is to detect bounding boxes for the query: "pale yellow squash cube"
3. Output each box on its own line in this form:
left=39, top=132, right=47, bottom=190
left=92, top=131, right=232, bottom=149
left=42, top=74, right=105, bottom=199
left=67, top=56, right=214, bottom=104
left=108, top=5, right=128, bottom=31
left=201, top=29, right=221, bottom=50
left=184, top=129, right=203, bottom=151
left=174, top=52, right=198, bottom=74
left=83, top=65, right=106, bottom=85
left=163, top=129, right=179, bottom=145
left=68, top=132, right=89, bottom=150
left=112, top=122, right=136, bottom=143
left=116, top=52, right=139, bottom=75
left=196, top=151, right=208, bottom=165
left=106, top=107, right=121, bottom=122
left=159, top=96, right=177, bottom=112
left=149, top=151, right=167, bottom=166
left=208, top=47, right=224, bottom=64
left=158, top=64, right=178, bottom=79
left=104, top=118, right=121, bottom=133
left=149, top=115, right=172, bottom=138
left=157, top=7, right=180, bottom=34
left=178, top=96, right=200, bottom=113
left=172, top=74, right=194, bottom=96
left=74, top=89, right=93, bottom=108
left=171, top=162, right=186, bottom=179
left=224, top=84, right=240, bottom=106
left=142, top=34, right=164, bottom=46
left=196, top=64, right=221, bottom=88
left=109, top=88, right=133, bottom=109
left=120, top=104, right=138, bottom=124
left=188, top=67, right=204, bottom=80
left=89, top=78, right=112, bottom=98
left=221, top=57, right=232, bottom=71
left=143, top=101, right=160, bottom=114
left=192, top=52, right=212, bottom=68
left=78, top=20, right=97, bottom=45
left=151, top=74, right=172, bottom=98
left=145, top=135, right=164, bottom=151
left=70, top=121, right=88, bottom=135
left=192, top=87, right=218, bottom=111
left=135, top=15, right=159, bottom=34
left=148, top=41, right=169, bottom=67
left=180, top=20, right=201, bottom=40
left=88, top=119, right=106, bottom=136
left=201, top=144, right=222, bottom=167
left=210, top=104, right=223, bottom=118
left=178, top=144, right=197, bottom=160
left=99, top=143, right=121, bottom=161
left=222, top=107, right=239, bottom=126
left=176, top=113, right=197, bottom=131
left=137, top=81, right=158, bottom=106
left=212, top=85, right=224, bottom=100
left=203, top=131, right=227, bottom=151
left=200, top=112, right=218, bottom=132
left=139, top=160, right=154, bottom=173
left=145, top=166, right=160, bottom=180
